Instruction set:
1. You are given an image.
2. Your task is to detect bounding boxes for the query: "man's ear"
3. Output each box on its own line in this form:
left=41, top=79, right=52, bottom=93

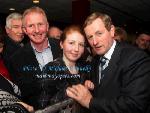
left=5, top=26, right=10, bottom=34
left=110, top=25, right=115, bottom=37
left=46, top=22, right=49, bottom=32
left=22, top=27, right=27, bottom=34
left=135, top=39, right=139, bottom=45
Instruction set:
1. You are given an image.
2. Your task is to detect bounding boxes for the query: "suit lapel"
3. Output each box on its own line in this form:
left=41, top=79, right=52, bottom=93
left=48, top=38, right=61, bottom=60
left=100, top=42, right=122, bottom=86
left=24, top=43, right=40, bottom=69
left=90, top=55, right=101, bottom=91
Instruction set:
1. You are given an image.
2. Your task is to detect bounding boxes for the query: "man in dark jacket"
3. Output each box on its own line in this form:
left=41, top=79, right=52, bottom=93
left=3, top=12, right=24, bottom=68
left=10, top=7, right=61, bottom=110
left=66, top=12, right=150, bottom=113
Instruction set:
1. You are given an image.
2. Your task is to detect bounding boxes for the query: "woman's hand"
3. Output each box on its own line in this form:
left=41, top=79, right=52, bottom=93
left=66, top=84, right=93, bottom=108
left=17, top=102, right=34, bottom=112
left=84, top=80, right=94, bottom=90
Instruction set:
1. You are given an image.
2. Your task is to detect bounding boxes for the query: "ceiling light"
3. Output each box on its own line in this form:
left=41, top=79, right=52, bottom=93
left=33, top=0, right=39, bottom=4
left=9, top=8, right=15, bottom=11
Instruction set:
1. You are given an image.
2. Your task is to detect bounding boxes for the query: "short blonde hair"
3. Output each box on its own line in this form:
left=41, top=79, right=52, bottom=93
left=83, top=12, right=113, bottom=31
left=22, top=6, right=48, bottom=26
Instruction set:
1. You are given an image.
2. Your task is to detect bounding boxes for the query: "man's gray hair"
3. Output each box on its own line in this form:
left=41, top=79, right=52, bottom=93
left=6, top=12, right=22, bottom=28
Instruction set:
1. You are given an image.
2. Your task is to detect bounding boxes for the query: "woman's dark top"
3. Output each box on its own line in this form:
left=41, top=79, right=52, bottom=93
left=35, top=57, right=91, bottom=110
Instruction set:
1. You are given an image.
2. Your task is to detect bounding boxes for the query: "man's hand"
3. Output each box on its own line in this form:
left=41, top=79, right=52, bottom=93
left=66, top=84, right=92, bottom=108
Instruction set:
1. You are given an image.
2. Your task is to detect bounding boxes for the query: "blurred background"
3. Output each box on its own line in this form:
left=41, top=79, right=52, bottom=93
left=0, top=0, right=150, bottom=42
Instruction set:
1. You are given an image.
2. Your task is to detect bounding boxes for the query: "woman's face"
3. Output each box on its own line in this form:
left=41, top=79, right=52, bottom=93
left=60, top=31, right=85, bottom=63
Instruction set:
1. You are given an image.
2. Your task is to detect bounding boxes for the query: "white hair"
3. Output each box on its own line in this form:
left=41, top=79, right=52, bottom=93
left=6, top=12, right=22, bottom=28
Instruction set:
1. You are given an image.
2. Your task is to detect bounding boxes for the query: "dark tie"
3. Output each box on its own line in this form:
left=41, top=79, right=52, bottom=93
left=99, top=57, right=107, bottom=84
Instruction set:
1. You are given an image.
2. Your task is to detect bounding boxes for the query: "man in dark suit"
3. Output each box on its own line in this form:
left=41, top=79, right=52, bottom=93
left=66, top=12, right=150, bottom=113
left=9, top=7, right=61, bottom=110
left=3, top=12, right=24, bottom=69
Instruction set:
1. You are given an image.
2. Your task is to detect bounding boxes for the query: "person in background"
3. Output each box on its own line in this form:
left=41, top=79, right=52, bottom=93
left=44, top=25, right=93, bottom=113
left=114, top=27, right=127, bottom=42
left=3, top=12, right=24, bottom=69
left=135, top=33, right=150, bottom=55
left=48, top=26, right=62, bottom=40
left=66, top=12, right=150, bottom=113
left=9, top=6, right=61, bottom=110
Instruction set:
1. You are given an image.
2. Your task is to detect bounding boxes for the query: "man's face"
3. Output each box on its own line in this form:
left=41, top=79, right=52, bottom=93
left=23, top=12, right=49, bottom=44
left=48, top=27, right=62, bottom=39
left=6, top=19, right=24, bottom=42
left=84, top=18, right=115, bottom=55
left=136, top=34, right=150, bottom=50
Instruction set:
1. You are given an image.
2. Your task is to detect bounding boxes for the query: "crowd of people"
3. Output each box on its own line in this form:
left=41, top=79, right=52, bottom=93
left=0, top=6, right=150, bottom=113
